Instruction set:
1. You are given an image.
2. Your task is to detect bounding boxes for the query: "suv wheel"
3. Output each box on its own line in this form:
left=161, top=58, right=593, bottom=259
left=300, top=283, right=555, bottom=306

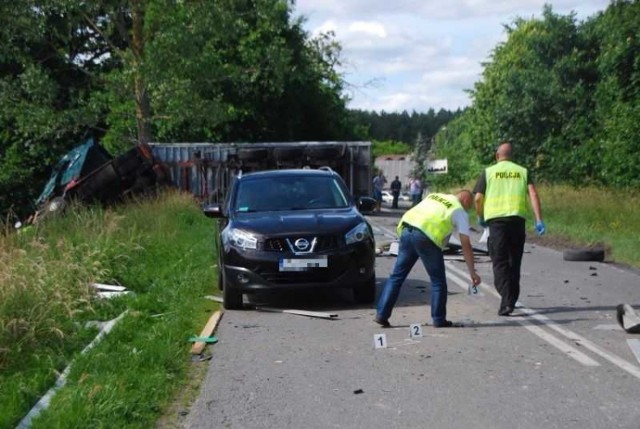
left=220, top=268, right=243, bottom=309
left=353, top=276, right=375, bottom=304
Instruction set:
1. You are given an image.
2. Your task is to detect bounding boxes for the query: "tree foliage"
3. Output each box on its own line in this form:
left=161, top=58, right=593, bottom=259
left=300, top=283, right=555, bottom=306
left=351, top=108, right=459, bottom=145
left=0, top=0, right=359, bottom=217
left=431, top=1, right=640, bottom=189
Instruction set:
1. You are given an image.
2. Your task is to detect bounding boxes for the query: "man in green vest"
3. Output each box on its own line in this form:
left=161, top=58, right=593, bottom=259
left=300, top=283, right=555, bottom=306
left=474, top=141, right=545, bottom=316
left=375, top=190, right=481, bottom=328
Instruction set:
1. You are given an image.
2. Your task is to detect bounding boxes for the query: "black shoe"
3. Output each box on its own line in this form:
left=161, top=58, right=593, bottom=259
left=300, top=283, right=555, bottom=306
left=498, top=306, right=514, bottom=316
left=433, top=320, right=454, bottom=328
left=374, top=317, right=390, bottom=328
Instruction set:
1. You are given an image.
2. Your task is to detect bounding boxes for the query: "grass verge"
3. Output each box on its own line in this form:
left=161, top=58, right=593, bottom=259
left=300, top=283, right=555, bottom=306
left=446, top=183, right=639, bottom=268
left=529, top=184, right=640, bottom=267
left=0, top=190, right=218, bottom=428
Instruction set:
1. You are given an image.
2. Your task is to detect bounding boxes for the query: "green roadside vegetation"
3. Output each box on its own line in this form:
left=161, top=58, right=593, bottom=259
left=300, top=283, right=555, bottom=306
left=452, top=182, right=640, bottom=268
left=533, top=185, right=640, bottom=268
left=1, top=183, right=638, bottom=428
left=0, top=191, right=218, bottom=428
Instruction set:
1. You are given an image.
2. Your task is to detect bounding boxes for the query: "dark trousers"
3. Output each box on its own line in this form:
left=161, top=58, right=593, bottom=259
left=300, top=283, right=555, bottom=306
left=392, top=191, right=399, bottom=208
left=487, top=217, right=526, bottom=309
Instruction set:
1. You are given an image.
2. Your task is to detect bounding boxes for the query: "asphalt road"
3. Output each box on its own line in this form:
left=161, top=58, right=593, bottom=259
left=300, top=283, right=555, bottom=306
left=182, top=203, right=640, bottom=429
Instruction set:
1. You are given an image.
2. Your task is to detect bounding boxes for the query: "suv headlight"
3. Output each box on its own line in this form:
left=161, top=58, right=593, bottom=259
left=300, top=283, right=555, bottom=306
left=345, top=222, right=372, bottom=245
left=224, top=228, right=258, bottom=250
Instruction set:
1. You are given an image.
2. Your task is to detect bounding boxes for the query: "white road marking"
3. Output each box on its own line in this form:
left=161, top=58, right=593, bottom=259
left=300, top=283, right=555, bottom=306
left=369, top=217, right=640, bottom=378
left=372, top=222, right=399, bottom=238
left=521, top=307, right=640, bottom=380
left=518, top=323, right=600, bottom=366
left=593, top=324, right=623, bottom=331
left=628, top=340, right=640, bottom=365
left=447, top=262, right=640, bottom=380
left=445, top=268, right=600, bottom=367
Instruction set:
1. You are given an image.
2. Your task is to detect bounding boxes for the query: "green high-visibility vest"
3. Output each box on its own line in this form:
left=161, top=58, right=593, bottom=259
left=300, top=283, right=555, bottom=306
left=484, top=160, right=528, bottom=221
left=398, top=193, right=461, bottom=248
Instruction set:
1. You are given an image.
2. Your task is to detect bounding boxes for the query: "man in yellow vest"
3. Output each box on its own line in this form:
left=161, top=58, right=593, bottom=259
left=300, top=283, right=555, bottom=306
left=375, top=190, right=481, bottom=328
left=474, top=141, right=545, bottom=316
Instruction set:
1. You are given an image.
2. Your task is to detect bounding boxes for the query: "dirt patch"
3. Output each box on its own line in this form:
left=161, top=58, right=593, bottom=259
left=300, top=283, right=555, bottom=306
left=526, top=233, right=594, bottom=252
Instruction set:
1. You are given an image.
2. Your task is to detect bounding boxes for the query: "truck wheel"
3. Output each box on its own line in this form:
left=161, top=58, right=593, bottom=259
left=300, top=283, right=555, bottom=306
left=41, top=197, right=67, bottom=218
left=563, top=247, right=605, bottom=262
left=353, top=276, right=375, bottom=304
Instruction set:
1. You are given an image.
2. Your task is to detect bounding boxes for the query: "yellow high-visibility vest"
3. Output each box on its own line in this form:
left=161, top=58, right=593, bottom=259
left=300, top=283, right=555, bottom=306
left=398, top=193, right=461, bottom=248
left=484, top=161, right=528, bottom=221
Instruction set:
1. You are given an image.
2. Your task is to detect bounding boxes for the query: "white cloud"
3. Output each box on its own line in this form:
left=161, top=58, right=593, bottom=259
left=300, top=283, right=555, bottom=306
left=348, top=21, right=387, bottom=38
left=295, top=0, right=611, bottom=112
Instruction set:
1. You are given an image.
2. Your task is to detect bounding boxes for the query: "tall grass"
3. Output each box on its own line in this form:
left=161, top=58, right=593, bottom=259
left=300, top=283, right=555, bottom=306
left=0, top=190, right=218, bottom=428
left=535, top=184, right=640, bottom=267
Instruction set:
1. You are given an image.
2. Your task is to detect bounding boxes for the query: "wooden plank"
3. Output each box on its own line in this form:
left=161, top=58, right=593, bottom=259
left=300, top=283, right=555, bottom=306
left=191, top=311, right=224, bottom=355
left=256, top=306, right=338, bottom=319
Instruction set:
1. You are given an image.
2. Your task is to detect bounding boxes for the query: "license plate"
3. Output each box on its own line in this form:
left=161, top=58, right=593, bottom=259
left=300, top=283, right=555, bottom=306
left=279, top=256, right=328, bottom=271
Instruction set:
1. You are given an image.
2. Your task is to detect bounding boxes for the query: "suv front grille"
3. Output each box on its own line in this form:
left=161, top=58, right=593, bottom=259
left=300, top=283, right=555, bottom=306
left=264, top=235, right=340, bottom=252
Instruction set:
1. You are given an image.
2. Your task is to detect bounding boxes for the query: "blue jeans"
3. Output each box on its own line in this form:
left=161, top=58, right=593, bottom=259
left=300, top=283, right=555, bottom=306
left=376, top=226, right=448, bottom=325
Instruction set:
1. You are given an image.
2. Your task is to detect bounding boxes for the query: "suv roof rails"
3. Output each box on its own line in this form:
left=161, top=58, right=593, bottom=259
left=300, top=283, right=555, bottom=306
left=317, top=166, right=334, bottom=172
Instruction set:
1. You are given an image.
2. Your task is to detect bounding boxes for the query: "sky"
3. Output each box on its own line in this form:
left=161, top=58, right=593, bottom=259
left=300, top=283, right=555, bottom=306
left=292, top=0, right=612, bottom=113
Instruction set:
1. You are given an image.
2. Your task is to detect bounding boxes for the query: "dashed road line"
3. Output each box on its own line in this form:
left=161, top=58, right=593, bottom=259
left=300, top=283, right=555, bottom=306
left=369, top=217, right=640, bottom=378
left=446, top=262, right=640, bottom=380
left=445, top=268, right=600, bottom=367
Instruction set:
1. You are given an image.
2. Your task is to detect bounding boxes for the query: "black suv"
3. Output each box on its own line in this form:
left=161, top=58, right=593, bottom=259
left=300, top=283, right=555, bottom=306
left=204, top=168, right=377, bottom=309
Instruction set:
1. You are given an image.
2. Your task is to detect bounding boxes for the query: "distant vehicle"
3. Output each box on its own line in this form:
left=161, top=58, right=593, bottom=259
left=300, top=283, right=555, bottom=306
left=381, top=191, right=394, bottom=204
left=400, top=192, right=412, bottom=202
left=203, top=167, right=377, bottom=309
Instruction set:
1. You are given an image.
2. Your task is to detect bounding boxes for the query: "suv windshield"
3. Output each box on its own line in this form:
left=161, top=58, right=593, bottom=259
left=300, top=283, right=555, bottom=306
left=234, top=175, right=349, bottom=212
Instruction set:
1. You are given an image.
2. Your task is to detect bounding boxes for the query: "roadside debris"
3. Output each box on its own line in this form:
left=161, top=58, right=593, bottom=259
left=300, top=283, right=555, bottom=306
left=91, top=283, right=132, bottom=299
left=204, top=295, right=223, bottom=303
left=204, top=295, right=338, bottom=319
left=616, top=304, right=640, bottom=334
left=191, top=311, right=224, bottom=355
left=255, top=307, right=338, bottom=320
left=188, top=336, right=218, bottom=344
left=17, top=311, right=128, bottom=429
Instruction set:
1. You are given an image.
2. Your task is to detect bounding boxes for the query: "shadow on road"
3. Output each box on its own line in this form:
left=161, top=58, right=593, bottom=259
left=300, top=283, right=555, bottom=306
left=243, top=276, right=438, bottom=313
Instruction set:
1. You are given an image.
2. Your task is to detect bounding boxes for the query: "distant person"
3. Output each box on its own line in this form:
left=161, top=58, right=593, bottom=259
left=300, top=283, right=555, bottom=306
left=390, top=176, right=402, bottom=208
left=375, top=190, right=481, bottom=328
left=409, top=177, right=422, bottom=206
left=372, top=172, right=386, bottom=213
left=474, top=141, right=545, bottom=316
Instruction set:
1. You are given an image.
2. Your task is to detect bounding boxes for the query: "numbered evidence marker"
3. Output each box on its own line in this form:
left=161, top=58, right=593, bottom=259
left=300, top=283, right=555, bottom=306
left=409, top=323, right=423, bottom=339
left=373, top=333, right=388, bottom=349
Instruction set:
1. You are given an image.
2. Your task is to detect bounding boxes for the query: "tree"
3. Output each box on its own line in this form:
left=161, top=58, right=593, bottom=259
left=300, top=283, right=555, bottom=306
left=0, top=0, right=359, bottom=217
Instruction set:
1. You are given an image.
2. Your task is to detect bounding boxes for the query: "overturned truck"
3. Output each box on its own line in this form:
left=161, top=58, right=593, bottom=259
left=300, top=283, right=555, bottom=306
left=148, top=142, right=373, bottom=203
left=29, top=138, right=170, bottom=222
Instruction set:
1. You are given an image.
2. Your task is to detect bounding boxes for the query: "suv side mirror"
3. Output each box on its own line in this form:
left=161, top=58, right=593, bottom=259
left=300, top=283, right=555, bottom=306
left=357, top=197, right=377, bottom=213
left=203, top=203, right=224, bottom=218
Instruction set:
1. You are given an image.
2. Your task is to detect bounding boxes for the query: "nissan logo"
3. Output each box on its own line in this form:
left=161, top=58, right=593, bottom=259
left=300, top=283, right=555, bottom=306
left=294, top=238, right=310, bottom=251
